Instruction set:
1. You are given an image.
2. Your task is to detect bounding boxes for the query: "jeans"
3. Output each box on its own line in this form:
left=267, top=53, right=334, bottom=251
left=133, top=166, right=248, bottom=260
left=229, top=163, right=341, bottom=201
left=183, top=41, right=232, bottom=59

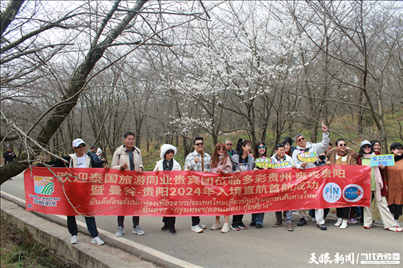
left=276, top=211, right=293, bottom=223
left=67, top=216, right=98, bottom=238
left=117, top=216, right=139, bottom=228
left=254, top=213, right=265, bottom=224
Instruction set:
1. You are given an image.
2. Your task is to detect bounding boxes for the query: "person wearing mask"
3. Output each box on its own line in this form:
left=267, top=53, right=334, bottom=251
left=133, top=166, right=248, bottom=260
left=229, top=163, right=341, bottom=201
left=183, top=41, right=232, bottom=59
left=225, top=139, right=237, bottom=157
left=385, top=142, right=403, bottom=227
left=111, top=132, right=145, bottom=237
left=357, top=140, right=401, bottom=232
left=231, top=138, right=256, bottom=230
left=271, top=143, right=295, bottom=231
left=210, top=142, right=233, bottom=233
left=326, top=139, right=358, bottom=229
left=68, top=138, right=105, bottom=245
left=184, top=137, right=209, bottom=233
left=292, top=122, right=329, bottom=231
left=154, top=144, right=181, bottom=235
left=92, top=148, right=107, bottom=168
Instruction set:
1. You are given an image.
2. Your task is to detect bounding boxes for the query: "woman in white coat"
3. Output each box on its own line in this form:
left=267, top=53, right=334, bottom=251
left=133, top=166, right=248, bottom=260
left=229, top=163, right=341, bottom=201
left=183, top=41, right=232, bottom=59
left=154, top=144, right=181, bottom=234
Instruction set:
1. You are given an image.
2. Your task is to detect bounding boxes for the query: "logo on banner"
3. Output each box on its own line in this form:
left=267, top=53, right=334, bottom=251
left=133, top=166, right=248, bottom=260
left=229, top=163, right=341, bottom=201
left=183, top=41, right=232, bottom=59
left=34, top=176, right=54, bottom=195
left=323, top=183, right=342, bottom=203
left=343, top=184, right=364, bottom=202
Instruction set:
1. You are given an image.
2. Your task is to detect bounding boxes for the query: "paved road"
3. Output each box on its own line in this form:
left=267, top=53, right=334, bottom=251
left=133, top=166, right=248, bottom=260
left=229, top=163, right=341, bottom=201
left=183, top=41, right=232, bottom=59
left=1, top=173, right=402, bottom=267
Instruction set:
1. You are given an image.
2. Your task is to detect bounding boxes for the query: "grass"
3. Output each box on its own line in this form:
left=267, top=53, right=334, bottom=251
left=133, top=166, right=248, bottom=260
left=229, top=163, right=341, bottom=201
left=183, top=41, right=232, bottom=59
left=0, top=216, right=80, bottom=268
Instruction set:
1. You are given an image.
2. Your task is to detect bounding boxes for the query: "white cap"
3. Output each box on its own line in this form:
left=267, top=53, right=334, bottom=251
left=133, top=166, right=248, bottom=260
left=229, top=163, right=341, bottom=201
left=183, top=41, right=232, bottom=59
left=96, top=148, right=103, bottom=155
left=360, top=140, right=371, bottom=147
left=72, top=138, right=86, bottom=148
left=160, top=144, right=177, bottom=159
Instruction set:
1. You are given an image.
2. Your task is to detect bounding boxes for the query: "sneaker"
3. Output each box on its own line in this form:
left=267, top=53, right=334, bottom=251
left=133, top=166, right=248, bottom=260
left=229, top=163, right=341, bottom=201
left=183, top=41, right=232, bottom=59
left=395, top=220, right=400, bottom=227
left=256, top=223, right=262, bottom=229
left=250, top=221, right=256, bottom=226
left=340, top=220, right=348, bottom=229
left=133, top=225, right=145, bottom=235
left=115, top=226, right=124, bottom=237
left=161, top=223, right=169, bottom=231
left=334, top=218, right=343, bottom=227
left=386, top=226, right=403, bottom=232
left=198, top=223, right=206, bottom=229
left=191, top=225, right=203, bottom=233
left=91, top=236, right=104, bottom=245
left=231, top=223, right=240, bottom=231
left=287, top=222, right=294, bottom=231
left=311, top=217, right=316, bottom=222
left=317, top=224, right=327, bottom=231
left=221, top=223, right=230, bottom=233
left=238, top=221, right=247, bottom=229
left=297, top=218, right=307, bottom=226
left=273, top=219, right=282, bottom=227
left=348, top=218, right=357, bottom=224
left=70, top=235, right=78, bottom=244
left=363, top=225, right=372, bottom=229
left=211, top=221, right=222, bottom=230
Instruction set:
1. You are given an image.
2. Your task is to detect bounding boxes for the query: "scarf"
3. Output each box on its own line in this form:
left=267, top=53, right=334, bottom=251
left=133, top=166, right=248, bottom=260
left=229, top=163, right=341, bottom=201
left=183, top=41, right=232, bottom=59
left=394, top=155, right=403, bottom=162
left=336, top=150, right=347, bottom=156
left=163, top=159, right=174, bottom=171
left=362, top=153, right=383, bottom=201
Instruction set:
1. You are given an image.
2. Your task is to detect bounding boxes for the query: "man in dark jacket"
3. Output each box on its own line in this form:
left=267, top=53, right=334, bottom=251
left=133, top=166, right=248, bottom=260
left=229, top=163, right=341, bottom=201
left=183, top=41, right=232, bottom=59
left=3, top=146, right=16, bottom=165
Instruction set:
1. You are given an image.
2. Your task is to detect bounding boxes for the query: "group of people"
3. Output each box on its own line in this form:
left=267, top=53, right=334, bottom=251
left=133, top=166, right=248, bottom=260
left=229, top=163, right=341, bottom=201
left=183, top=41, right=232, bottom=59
left=39, top=125, right=403, bottom=246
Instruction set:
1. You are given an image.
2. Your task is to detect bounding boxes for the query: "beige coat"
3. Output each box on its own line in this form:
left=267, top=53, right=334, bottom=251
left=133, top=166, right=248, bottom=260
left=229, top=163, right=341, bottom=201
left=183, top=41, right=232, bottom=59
left=111, top=145, right=143, bottom=170
left=326, top=148, right=358, bottom=165
left=386, top=159, right=403, bottom=205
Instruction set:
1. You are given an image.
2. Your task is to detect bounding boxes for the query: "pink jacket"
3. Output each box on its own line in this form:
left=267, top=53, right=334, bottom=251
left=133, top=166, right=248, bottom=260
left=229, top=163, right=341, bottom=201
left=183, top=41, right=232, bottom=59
left=210, top=156, right=232, bottom=174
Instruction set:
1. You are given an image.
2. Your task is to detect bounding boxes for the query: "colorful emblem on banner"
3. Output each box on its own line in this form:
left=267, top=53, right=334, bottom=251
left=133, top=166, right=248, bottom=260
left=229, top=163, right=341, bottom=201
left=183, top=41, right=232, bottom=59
left=343, top=184, right=364, bottom=202
left=255, top=158, right=292, bottom=169
left=370, top=154, right=394, bottom=167
left=297, top=152, right=318, bottom=163
left=34, top=176, right=54, bottom=195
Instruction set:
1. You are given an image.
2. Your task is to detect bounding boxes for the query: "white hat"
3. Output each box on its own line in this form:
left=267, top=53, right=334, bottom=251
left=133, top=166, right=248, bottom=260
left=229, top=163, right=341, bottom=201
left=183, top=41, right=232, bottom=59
left=360, top=140, right=371, bottom=147
left=72, top=138, right=86, bottom=148
left=160, top=144, right=177, bottom=159
left=96, top=148, right=103, bottom=155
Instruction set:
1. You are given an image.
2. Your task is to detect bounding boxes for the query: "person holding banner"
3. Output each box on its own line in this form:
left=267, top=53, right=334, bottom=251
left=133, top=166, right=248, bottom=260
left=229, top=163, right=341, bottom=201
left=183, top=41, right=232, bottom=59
left=326, top=139, right=358, bottom=229
left=210, top=142, right=233, bottom=233
left=385, top=142, right=403, bottom=227
left=271, top=143, right=295, bottom=231
left=68, top=138, right=105, bottom=245
left=231, top=138, right=256, bottom=231
left=154, top=144, right=181, bottom=235
left=250, top=141, right=268, bottom=229
left=357, top=140, right=402, bottom=232
left=111, top=131, right=145, bottom=237
left=292, top=122, right=329, bottom=231
left=184, top=137, right=209, bottom=233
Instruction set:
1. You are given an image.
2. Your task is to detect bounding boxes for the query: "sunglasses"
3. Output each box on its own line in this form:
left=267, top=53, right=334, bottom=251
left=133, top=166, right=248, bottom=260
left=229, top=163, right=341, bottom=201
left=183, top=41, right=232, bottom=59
left=166, top=150, right=174, bottom=154
left=226, top=143, right=232, bottom=146
left=195, top=143, right=204, bottom=146
left=258, top=145, right=266, bottom=149
left=218, top=148, right=225, bottom=151
left=75, top=144, right=86, bottom=149
left=297, top=137, right=305, bottom=142
left=363, top=145, right=371, bottom=148
left=339, top=144, right=346, bottom=147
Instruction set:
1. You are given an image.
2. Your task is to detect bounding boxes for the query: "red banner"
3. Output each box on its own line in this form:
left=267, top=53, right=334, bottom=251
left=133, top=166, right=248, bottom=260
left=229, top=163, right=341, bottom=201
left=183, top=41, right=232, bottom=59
left=24, top=166, right=371, bottom=217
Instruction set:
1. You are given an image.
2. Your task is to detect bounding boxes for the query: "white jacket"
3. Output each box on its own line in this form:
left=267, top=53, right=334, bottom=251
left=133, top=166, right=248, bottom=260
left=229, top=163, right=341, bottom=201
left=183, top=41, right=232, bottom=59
left=292, top=132, right=329, bottom=169
left=271, top=153, right=293, bottom=165
left=153, top=159, right=181, bottom=171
